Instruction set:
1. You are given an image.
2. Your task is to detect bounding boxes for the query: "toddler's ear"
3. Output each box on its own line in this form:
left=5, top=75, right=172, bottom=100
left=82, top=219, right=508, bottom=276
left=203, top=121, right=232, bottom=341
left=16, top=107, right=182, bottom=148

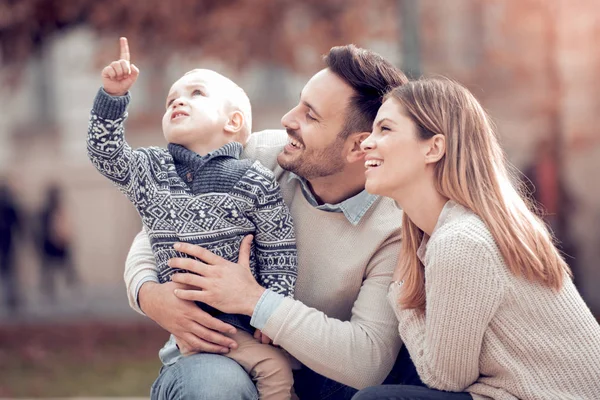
left=224, top=110, right=244, bottom=135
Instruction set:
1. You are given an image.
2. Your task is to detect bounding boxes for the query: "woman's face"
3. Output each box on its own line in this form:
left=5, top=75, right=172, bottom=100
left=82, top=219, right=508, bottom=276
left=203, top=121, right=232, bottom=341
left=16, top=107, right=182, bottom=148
left=361, top=98, right=431, bottom=199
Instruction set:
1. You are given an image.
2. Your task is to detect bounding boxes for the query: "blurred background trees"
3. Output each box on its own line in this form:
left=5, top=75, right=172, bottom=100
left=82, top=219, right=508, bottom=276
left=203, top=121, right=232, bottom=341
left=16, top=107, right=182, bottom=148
left=0, top=0, right=396, bottom=72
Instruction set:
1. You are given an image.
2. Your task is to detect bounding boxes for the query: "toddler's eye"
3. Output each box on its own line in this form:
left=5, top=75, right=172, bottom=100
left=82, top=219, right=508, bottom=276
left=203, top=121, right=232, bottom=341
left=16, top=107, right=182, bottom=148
left=192, top=89, right=204, bottom=96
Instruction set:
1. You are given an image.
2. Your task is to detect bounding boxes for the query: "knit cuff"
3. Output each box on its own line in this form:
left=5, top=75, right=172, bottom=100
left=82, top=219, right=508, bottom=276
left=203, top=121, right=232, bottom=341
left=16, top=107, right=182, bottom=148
left=131, top=276, right=159, bottom=315
left=251, top=289, right=285, bottom=330
left=92, top=87, right=130, bottom=120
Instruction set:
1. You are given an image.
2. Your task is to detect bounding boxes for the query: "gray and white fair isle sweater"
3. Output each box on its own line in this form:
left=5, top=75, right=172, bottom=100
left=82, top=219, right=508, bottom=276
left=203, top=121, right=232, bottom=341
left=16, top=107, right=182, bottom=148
left=87, top=88, right=297, bottom=330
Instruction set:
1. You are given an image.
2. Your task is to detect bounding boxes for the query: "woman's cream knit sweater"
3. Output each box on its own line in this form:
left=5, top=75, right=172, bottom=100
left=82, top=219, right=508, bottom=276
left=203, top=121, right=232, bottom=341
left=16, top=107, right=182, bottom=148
left=389, top=201, right=600, bottom=400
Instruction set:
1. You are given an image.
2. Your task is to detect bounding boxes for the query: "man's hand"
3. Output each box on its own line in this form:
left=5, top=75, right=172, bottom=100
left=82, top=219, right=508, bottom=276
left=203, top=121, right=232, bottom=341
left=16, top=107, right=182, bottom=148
left=101, top=37, right=140, bottom=96
left=138, top=281, right=239, bottom=353
left=169, top=235, right=266, bottom=316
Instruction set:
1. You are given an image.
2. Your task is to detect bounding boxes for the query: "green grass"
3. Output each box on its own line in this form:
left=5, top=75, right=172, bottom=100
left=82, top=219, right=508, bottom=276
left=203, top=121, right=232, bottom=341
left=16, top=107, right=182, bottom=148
left=0, top=322, right=167, bottom=397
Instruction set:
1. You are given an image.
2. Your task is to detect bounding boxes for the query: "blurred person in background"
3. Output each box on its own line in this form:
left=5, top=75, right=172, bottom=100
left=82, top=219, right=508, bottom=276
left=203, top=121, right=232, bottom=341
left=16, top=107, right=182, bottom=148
left=522, top=137, right=580, bottom=280
left=353, top=78, right=600, bottom=400
left=125, top=45, right=416, bottom=399
left=37, top=184, right=79, bottom=303
left=0, top=181, right=22, bottom=314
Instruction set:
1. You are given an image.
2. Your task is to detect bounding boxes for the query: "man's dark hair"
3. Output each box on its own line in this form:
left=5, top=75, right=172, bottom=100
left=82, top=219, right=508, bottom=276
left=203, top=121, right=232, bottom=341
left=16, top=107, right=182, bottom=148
left=324, top=44, right=408, bottom=138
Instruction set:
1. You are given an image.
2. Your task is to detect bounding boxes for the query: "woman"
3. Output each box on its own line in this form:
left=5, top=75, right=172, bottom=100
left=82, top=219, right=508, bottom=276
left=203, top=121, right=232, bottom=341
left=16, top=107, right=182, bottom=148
left=354, top=78, right=600, bottom=400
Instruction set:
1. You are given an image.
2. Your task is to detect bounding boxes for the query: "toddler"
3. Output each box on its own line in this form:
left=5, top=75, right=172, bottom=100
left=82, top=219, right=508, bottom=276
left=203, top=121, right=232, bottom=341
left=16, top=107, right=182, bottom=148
left=87, top=37, right=297, bottom=400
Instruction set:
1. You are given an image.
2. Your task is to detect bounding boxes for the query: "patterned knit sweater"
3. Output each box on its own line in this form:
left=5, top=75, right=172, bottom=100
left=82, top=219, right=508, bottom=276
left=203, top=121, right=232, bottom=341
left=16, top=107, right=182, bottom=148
left=87, top=89, right=297, bottom=322
left=389, top=201, right=600, bottom=400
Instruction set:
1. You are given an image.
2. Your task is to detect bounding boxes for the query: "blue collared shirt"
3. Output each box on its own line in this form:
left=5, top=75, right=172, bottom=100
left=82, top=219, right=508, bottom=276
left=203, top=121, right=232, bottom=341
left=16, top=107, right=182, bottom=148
left=287, top=173, right=378, bottom=226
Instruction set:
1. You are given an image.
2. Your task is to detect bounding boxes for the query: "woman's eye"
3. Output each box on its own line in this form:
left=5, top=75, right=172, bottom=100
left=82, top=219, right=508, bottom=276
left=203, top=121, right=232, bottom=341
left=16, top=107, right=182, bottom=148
left=381, top=125, right=390, bottom=132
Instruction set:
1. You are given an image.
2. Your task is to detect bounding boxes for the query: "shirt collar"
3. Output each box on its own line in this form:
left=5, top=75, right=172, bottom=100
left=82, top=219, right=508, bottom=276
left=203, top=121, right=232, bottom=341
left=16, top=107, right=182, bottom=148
left=287, top=173, right=378, bottom=225
left=168, top=142, right=242, bottom=170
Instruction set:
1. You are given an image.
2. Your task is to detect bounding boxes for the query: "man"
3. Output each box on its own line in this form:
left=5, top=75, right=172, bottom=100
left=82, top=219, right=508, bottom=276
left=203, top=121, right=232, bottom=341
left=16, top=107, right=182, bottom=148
left=125, top=45, right=415, bottom=399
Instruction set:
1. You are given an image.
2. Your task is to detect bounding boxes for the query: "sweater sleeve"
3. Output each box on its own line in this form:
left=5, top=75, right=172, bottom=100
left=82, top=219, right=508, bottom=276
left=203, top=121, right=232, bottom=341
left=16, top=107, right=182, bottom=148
left=87, top=88, right=161, bottom=203
left=261, top=233, right=403, bottom=389
left=397, top=231, right=505, bottom=392
left=245, top=162, right=297, bottom=297
left=124, top=229, right=159, bottom=314
left=241, top=130, right=286, bottom=172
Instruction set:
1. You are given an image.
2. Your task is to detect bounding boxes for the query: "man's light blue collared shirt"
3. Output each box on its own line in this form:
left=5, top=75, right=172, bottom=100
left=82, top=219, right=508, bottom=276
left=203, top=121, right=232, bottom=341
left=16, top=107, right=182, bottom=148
left=250, top=173, right=378, bottom=330
left=287, top=173, right=378, bottom=225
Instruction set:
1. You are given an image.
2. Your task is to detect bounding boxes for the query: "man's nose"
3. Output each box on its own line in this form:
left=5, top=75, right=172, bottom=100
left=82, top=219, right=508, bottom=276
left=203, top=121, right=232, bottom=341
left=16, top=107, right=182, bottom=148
left=281, top=108, right=300, bottom=130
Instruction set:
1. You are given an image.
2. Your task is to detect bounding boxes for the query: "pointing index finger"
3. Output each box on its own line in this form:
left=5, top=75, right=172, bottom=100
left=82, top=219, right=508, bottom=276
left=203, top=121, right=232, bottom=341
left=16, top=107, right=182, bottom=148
left=120, top=37, right=130, bottom=62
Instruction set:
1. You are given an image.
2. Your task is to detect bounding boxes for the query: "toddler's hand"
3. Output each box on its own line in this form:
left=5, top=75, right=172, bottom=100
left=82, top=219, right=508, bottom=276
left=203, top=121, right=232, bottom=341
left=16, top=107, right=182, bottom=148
left=101, top=37, right=140, bottom=96
left=254, top=329, right=272, bottom=345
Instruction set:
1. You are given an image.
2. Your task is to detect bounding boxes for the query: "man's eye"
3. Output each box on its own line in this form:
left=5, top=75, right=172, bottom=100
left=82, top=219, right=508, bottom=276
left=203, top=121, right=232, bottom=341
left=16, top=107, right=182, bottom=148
left=306, top=113, right=316, bottom=121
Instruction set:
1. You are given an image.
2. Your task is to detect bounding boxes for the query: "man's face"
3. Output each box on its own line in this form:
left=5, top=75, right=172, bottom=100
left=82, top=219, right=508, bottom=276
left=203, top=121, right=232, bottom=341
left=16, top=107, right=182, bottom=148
left=278, top=69, right=354, bottom=180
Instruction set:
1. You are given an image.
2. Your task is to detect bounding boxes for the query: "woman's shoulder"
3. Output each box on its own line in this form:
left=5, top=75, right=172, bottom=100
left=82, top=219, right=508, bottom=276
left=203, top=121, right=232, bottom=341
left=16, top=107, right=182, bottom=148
left=429, top=204, right=502, bottom=262
left=425, top=205, right=509, bottom=286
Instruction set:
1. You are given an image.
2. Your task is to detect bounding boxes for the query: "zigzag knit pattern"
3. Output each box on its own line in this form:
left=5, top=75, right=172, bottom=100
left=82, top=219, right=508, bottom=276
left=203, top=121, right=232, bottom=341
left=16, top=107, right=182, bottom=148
left=87, top=88, right=297, bottom=297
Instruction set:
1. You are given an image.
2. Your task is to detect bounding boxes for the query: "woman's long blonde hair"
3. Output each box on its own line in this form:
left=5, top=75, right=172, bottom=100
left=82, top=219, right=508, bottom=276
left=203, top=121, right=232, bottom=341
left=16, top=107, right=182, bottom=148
left=389, top=78, right=571, bottom=313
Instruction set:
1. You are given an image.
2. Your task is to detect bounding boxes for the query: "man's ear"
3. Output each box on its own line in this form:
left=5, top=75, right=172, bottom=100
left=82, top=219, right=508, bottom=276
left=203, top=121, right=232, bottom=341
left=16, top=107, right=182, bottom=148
left=224, top=110, right=244, bottom=135
left=424, top=134, right=446, bottom=164
left=346, top=131, right=371, bottom=163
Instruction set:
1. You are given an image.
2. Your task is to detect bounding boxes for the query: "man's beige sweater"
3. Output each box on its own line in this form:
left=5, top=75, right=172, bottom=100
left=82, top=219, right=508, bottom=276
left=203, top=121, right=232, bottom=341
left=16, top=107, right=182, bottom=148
left=389, top=201, right=600, bottom=399
left=124, top=130, right=404, bottom=389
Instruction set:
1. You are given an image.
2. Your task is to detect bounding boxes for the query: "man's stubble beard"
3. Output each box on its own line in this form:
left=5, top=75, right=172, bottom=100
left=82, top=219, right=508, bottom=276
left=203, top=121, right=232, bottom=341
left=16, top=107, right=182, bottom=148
left=277, top=137, right=346, bottom=180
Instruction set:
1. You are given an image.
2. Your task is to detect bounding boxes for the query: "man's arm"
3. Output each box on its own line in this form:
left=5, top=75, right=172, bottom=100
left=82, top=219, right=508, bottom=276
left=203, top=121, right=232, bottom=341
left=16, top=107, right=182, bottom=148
left=241, top=130, right=286, bottom=172
left=124, top=229, right=239, bottom=352
left=170, top=233, right=404, bottom=390
left=124, top=229, right=159, bottom=314
left=258, top=235, right=403, bottom=389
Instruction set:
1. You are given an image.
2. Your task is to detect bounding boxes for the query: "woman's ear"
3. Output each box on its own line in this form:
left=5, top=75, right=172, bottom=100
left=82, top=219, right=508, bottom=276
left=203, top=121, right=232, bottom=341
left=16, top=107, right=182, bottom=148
left=224, top=110, right=244, bottom=135
left=346, top=132, right=371, bottom=163
left=424, top=134, right=446, bottom=164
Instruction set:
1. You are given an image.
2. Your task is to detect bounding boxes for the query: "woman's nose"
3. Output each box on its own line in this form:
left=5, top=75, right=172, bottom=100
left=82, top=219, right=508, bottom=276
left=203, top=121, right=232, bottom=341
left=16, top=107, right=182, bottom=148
left=361, top=135, right=375, bottom=151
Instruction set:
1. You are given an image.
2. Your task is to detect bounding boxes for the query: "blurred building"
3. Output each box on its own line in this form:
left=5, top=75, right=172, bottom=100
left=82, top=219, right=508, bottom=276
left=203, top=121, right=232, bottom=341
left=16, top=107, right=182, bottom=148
left=416, top=0, right=600, bottom=312
left=0, top=0, right=598, bottom=319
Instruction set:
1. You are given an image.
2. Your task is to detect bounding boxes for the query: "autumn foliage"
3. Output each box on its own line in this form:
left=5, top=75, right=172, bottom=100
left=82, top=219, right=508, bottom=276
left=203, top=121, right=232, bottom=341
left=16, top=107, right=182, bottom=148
left=0, top=0, right=397, bottom=71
